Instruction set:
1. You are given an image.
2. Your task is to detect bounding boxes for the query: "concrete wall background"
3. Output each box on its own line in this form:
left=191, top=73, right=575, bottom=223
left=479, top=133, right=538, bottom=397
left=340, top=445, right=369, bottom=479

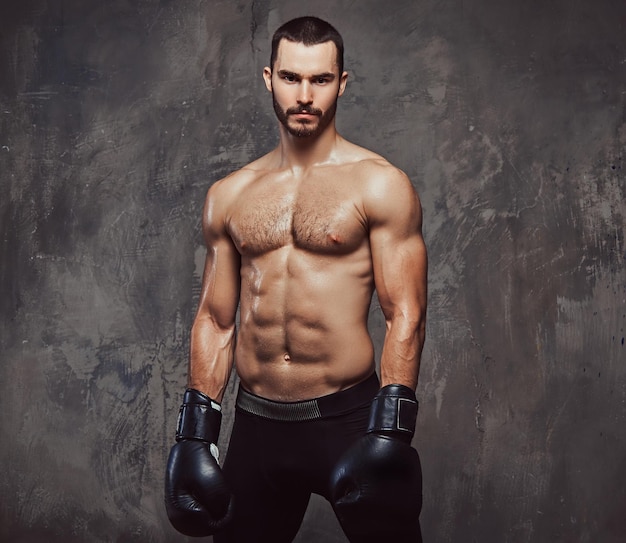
left=1, top=0, right=625, bottom=541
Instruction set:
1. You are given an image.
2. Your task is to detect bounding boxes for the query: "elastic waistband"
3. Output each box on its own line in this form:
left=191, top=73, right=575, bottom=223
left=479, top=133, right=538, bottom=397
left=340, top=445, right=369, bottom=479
left=236, top=372, right=380, bottom=421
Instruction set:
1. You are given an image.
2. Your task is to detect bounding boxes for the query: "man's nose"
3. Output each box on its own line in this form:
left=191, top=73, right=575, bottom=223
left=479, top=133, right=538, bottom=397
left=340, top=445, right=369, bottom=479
left=297, top=81, right=313, bottom=104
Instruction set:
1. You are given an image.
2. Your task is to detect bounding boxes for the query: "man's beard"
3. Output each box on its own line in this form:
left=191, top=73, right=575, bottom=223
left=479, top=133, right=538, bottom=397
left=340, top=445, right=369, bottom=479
left=272, top=94, right=338, bottom=138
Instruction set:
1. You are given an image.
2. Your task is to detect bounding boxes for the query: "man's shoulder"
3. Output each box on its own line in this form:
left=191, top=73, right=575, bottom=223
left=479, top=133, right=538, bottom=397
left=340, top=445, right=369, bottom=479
left=339, top=142, right=419, bottom=221
left=344, top=150, right=410, bottom=194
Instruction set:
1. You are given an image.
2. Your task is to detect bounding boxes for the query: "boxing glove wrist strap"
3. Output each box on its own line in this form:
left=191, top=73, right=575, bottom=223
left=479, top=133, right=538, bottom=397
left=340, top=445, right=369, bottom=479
left=367, top=384, right=418, bottom=444
left=175, top=388, right=222, bottom=444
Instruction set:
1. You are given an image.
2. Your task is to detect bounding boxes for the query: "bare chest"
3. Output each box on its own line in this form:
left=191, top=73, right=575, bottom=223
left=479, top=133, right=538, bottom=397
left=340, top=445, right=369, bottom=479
left=228, top=178, right=367, bottom=255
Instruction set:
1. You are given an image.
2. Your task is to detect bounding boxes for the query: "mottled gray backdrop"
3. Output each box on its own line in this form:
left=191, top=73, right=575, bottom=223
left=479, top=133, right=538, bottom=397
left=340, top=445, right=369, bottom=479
left=1, top=0, right=625, bottom=542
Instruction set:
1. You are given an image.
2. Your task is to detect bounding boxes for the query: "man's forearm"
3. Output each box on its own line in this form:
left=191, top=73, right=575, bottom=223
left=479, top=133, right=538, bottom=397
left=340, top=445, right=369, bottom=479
left=379, top=316, right=425, bottom=389
left=188, top=315, right=236, bottom=402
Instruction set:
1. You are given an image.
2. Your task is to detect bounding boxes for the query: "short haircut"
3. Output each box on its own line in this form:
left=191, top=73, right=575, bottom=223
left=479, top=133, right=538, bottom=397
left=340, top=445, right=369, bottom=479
left=270, top=16, right=344, bottom=74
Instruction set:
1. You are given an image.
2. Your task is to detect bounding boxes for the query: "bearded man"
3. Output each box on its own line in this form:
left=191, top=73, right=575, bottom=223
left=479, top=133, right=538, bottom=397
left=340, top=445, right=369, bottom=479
left=165, top=16, right=427, bottom=543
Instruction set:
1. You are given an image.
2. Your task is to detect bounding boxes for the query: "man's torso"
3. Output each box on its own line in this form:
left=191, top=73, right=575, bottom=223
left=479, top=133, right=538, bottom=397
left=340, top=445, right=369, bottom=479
left=217, top=144, right=391, bottom=400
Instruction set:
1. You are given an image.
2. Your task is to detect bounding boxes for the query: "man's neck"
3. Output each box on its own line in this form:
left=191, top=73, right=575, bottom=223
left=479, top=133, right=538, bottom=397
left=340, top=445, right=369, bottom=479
left=276, top=123, right=342, bottom=171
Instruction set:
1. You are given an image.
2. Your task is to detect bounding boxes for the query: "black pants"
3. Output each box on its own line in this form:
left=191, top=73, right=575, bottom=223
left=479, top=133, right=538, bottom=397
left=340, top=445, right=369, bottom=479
left=214, top=373, right=380, bottom=543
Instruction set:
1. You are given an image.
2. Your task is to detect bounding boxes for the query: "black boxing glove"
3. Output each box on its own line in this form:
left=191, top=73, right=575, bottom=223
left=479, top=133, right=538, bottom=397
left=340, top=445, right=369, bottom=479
left=164, top=389, right=234, bottom=537
left=330, top=384, right=423, bottom=543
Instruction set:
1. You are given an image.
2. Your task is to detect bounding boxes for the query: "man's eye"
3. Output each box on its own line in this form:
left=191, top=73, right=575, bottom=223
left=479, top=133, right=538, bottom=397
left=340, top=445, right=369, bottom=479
left=316, top=78, right=329, bottom=84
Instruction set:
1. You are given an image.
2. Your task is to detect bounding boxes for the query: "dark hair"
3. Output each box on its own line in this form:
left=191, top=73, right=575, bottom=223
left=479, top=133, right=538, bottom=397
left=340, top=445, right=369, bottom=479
left=270, top=16, right=344, bottom=74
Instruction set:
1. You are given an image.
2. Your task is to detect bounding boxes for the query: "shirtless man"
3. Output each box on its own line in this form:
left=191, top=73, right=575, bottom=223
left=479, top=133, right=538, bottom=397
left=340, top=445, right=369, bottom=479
left=165, top=16, right=427, bottom=543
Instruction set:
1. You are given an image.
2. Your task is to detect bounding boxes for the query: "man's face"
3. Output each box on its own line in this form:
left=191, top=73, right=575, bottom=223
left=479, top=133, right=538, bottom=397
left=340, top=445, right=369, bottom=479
left=263, top=39, right=348, bottom=138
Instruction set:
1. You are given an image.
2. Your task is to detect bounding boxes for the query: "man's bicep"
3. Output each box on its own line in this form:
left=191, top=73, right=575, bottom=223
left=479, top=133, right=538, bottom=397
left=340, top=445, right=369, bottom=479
left=196, top=237, right=241, bottom=329
left=367, top=174, right=427, bottom=318
left=371, top=230, right=427, bottom=320
left=196, top=185, right=241, bottom=329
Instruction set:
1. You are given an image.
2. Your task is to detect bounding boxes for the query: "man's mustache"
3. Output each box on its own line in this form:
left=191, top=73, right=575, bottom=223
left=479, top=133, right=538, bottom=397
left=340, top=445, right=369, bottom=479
left=286, top=106, right=322, bottom=116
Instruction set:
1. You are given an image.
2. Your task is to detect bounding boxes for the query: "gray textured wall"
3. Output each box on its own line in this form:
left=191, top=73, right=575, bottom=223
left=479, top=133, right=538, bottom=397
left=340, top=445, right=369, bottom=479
left=1, top=0, right=625, bottom=542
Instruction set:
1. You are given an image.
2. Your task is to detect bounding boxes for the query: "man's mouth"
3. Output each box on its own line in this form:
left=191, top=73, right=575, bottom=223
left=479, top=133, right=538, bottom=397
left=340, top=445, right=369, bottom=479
left=288, top=107, right=321, bottom=117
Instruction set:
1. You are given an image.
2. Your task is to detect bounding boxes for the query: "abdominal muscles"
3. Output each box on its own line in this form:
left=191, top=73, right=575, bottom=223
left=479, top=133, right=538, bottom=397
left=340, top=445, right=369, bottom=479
left=235, top=246, right=376, bottom=401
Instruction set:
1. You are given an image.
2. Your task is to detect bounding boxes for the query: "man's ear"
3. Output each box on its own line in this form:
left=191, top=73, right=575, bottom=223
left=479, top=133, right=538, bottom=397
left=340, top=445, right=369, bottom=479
left=338, top=71, right=348, bottom=97
left=263, top=67, right=273, bottom=92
